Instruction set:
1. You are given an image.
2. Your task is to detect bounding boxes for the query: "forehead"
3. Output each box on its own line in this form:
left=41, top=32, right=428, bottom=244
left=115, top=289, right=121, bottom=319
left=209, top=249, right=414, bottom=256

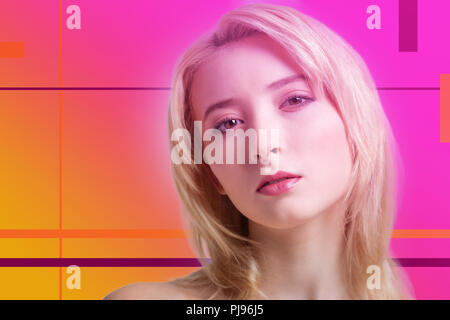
left=190, top=34, right=304, bottom=119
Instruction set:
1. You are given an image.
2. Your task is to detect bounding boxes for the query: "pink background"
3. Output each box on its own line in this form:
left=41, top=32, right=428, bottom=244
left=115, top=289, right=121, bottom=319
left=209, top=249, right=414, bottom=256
left=0, top=0, right=449, bottom=299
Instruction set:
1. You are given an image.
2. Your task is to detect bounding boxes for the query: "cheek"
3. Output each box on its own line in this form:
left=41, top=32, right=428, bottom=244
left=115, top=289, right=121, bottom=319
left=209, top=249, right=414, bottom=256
left=302, top=111, right=353, bottom=194
left=205, top=133, right=249, bottom=186
left=209, top=161, right=238, bottom=190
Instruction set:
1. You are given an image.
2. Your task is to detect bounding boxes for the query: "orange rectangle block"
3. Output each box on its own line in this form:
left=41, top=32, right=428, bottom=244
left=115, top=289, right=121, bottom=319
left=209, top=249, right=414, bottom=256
left=441, top=74, right=450, bottom=143
left=391, top=229, right=450, bottom=238
left=0, top=42, right=24, bottom=58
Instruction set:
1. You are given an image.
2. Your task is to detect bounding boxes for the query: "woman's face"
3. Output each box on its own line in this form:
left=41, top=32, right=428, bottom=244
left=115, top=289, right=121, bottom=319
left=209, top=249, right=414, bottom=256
left=190, top=34, right=353, bottom=229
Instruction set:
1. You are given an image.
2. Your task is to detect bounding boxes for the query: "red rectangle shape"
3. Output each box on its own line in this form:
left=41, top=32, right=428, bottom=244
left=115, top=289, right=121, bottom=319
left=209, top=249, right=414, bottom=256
left=0, top=42, right=24, bottom=58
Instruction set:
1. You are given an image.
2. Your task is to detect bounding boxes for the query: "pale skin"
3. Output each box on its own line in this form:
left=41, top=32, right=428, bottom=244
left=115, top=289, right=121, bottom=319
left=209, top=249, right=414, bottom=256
left=104, top=33, right=353, bottom=300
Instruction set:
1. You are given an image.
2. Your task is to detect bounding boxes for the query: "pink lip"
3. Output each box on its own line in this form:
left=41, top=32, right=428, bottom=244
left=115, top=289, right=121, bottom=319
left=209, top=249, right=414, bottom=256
left=257, top=176, right=302, bottom=196
left=256, top=170, right=302, bottom=196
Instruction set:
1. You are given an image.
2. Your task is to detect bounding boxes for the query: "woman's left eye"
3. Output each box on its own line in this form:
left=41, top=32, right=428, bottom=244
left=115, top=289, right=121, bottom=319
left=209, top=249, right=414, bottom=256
left=281, top=95, right=313, bottom=108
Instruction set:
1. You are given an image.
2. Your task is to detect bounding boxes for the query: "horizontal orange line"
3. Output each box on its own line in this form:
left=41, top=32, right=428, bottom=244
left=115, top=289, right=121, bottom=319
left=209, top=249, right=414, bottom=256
left=0, top=229, right=188, bottom=238
left=0, top=42, right=24, bottom=58
left=0, top=229, right=449, bottom=239
left=391, top=229, right=450, bottom=238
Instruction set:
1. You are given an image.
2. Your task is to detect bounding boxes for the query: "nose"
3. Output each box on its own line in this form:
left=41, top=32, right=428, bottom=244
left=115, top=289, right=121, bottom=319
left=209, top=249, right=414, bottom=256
left=255, top=142, right=280, bottom=175
left=247, top=102, right=281, bottom=173
left=256, top=147, right=280, bottom=163
left=251, top=127, right=281, bottom=172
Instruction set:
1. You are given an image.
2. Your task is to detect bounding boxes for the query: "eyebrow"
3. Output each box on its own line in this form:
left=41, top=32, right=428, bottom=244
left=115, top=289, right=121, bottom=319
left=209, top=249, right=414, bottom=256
left=203, top=74, right=306, bottom=121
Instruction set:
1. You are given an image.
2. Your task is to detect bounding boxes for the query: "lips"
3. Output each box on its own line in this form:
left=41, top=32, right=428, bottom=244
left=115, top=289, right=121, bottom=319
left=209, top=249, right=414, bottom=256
left=256, top=170, right=302, bottom=193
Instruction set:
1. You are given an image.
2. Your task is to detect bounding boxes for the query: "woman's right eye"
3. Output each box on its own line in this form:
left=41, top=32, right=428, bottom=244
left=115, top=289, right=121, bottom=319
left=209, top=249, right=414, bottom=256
left=214, top=117, right=243, bottom=133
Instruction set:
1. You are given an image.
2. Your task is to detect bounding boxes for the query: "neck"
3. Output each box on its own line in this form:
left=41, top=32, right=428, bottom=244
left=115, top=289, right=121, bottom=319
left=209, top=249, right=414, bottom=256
left=248, top=200, right=349, bottom=300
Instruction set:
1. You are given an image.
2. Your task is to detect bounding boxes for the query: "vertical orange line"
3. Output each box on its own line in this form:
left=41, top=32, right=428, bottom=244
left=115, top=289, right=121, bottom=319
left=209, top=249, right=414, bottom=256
left=59, top=0, right=63, bottom=301
left=441, top=74, right=450, bottom=142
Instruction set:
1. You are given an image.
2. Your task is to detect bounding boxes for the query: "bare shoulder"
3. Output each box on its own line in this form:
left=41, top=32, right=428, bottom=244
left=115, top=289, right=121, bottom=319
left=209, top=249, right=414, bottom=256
left=103, top=281, right=189, bottom=300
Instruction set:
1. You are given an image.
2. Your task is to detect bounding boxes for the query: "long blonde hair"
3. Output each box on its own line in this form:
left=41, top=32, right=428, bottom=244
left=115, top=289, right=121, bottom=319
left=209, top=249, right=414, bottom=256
left=167, top=3, right=414, bottom=299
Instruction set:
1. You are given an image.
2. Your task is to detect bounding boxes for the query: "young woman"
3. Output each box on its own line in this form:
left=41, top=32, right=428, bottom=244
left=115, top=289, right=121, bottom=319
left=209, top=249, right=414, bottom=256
left=104, top=3, right=414, bottom=300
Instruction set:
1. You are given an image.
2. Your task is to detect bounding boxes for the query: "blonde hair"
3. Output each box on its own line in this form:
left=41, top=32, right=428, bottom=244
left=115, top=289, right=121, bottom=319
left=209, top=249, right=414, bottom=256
left=167, top=3, right=414, bottom=299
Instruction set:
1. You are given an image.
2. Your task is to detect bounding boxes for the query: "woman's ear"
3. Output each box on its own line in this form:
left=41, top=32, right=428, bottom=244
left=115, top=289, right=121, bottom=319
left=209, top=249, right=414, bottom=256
left=204, top=164, right=226, bottom=195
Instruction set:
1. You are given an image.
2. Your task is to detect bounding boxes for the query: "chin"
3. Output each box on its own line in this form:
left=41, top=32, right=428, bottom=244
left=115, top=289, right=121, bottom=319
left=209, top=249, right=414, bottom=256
left=251, top=205, right=322, bottom=229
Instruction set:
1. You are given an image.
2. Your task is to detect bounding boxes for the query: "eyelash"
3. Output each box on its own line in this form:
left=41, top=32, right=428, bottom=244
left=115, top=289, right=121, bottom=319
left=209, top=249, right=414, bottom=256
left=213, top=95, right=313, bottom=132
